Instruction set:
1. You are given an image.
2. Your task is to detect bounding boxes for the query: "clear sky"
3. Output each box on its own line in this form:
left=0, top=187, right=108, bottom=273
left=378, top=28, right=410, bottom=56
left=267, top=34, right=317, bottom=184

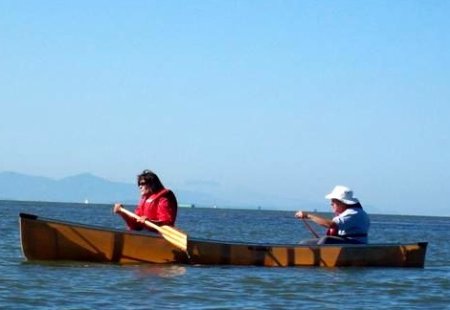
left=1, top=1, right=449, bottom=216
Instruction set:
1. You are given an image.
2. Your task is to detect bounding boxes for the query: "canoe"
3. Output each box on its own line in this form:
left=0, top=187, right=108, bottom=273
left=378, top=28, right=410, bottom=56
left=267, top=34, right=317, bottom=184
left=19, top=213, right=427, bottom=268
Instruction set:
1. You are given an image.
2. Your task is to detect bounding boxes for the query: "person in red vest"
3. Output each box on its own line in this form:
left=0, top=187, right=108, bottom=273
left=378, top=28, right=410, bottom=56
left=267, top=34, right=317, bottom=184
left=114, top=169, right=178, bottom=231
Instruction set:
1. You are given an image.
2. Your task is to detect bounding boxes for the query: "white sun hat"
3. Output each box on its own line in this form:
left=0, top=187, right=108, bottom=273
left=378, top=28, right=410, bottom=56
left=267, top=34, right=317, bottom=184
left=325, top=185, right=359, bottom=205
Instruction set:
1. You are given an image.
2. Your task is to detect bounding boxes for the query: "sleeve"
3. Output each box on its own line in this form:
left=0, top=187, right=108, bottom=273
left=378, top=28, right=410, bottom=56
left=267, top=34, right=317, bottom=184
left=332, top=214, right=344, bottom=230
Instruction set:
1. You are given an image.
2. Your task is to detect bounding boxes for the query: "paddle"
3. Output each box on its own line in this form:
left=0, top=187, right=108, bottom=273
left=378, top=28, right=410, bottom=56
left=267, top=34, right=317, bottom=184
left=118, top=207, right=187, bottom=252
left=301, top=218, right=320, bottom=238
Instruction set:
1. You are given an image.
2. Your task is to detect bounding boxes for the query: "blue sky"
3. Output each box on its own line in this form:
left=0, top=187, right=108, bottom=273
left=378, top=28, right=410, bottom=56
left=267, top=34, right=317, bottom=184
left=1, top=1, right=449, bottom=216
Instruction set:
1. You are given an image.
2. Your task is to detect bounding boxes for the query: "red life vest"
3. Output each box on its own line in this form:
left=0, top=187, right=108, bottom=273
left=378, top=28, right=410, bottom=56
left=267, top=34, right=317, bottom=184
left=326, top=227, right=338, bottom=236
left=134, top=188, right=178, bottom=227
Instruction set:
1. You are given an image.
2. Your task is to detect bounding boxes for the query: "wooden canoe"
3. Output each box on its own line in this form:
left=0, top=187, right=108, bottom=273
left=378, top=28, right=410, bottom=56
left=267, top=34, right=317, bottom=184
left=19, top=213, right=427, bottom=268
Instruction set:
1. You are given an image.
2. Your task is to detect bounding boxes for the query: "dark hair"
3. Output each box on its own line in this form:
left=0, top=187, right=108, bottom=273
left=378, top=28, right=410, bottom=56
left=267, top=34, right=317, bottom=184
left=137, top=169, right=164, bottom=193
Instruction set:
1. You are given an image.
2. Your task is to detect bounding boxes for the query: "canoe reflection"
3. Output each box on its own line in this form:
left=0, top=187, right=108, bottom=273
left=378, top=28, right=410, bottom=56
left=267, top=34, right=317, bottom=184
left=135, top=265, right=187, bottom=278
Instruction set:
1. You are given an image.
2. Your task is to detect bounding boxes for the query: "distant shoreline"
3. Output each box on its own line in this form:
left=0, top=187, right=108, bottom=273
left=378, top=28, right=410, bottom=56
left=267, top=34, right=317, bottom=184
left=2, top=199, right=449, bottom=218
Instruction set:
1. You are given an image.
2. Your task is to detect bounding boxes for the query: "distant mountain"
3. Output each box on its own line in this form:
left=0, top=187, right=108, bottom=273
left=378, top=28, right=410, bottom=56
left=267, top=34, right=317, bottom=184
left=0, top=171, right=221, bottom=206
left=0, top=171, right=327, bottom=211
left=0, top=171, right=137, bottom=204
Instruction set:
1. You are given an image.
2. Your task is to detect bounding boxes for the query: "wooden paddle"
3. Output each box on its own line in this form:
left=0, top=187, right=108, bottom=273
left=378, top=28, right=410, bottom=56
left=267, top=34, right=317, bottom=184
left=118, top=207, right=187, bottom=252
left=301, top=218, right=320, bottom=238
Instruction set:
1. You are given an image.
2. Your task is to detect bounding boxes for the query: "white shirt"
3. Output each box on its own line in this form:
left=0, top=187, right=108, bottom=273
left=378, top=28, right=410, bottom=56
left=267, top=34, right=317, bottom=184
left=332, top=207, right=370, bottom=243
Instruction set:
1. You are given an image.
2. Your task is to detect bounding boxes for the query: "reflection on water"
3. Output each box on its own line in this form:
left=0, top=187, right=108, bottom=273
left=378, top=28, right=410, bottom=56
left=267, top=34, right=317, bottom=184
left=133, top=265, right=187, bottom=278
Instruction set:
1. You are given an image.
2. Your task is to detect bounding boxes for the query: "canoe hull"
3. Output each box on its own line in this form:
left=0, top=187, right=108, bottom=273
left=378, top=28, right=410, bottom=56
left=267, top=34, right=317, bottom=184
left=19, top=213, right=427, bottom=267
left=19, top=213, right=188, bottom=264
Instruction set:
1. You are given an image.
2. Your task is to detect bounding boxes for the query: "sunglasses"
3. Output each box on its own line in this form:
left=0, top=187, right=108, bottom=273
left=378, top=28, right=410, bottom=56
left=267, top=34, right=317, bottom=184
left=138, top=181, right=147, bottom=187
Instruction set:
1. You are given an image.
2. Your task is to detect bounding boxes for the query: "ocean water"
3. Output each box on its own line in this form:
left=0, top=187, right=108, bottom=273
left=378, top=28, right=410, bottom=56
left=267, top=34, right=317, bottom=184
left=0, top=200, right=449, bottom=309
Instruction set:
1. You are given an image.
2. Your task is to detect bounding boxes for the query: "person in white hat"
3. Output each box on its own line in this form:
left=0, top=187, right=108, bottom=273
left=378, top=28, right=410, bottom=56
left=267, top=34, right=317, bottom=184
left=295, top=185, right=370, bottom=244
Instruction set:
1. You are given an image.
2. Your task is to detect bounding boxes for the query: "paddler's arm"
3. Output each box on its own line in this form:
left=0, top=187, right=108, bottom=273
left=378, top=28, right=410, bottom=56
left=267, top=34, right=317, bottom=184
left=295, top=211, right=335, bottom=229
left=113, top=203, right=144, bottom=230
left=113, top=203, right=126, bottom=217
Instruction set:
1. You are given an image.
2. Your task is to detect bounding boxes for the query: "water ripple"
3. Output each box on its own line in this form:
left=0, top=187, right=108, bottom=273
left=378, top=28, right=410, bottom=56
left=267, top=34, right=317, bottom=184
left=1, top=201, right=449, bottom=309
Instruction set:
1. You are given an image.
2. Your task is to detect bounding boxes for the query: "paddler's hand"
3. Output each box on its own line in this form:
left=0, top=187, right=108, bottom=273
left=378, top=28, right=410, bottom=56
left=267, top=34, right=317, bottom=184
left=136, top=216, right=148, bottom=223
left=113, top=203, right=123, bottom=214
left=295, top=211, right=308, bottom=219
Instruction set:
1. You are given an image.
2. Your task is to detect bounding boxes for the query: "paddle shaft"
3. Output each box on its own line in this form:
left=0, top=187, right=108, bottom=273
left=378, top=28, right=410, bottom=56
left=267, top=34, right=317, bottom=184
left=119, top=207, right=164, bottom=232
left=302, top=218, right=320, bottom=238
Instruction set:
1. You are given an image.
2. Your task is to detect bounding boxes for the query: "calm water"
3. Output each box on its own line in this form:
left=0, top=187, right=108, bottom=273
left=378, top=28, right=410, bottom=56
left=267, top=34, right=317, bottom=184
left=1, top=200, right=449, bottom=309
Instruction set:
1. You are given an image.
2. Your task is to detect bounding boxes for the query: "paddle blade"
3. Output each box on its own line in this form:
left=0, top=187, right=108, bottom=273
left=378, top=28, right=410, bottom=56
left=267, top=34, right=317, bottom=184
left=158, top=225, right=187, bottom=251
